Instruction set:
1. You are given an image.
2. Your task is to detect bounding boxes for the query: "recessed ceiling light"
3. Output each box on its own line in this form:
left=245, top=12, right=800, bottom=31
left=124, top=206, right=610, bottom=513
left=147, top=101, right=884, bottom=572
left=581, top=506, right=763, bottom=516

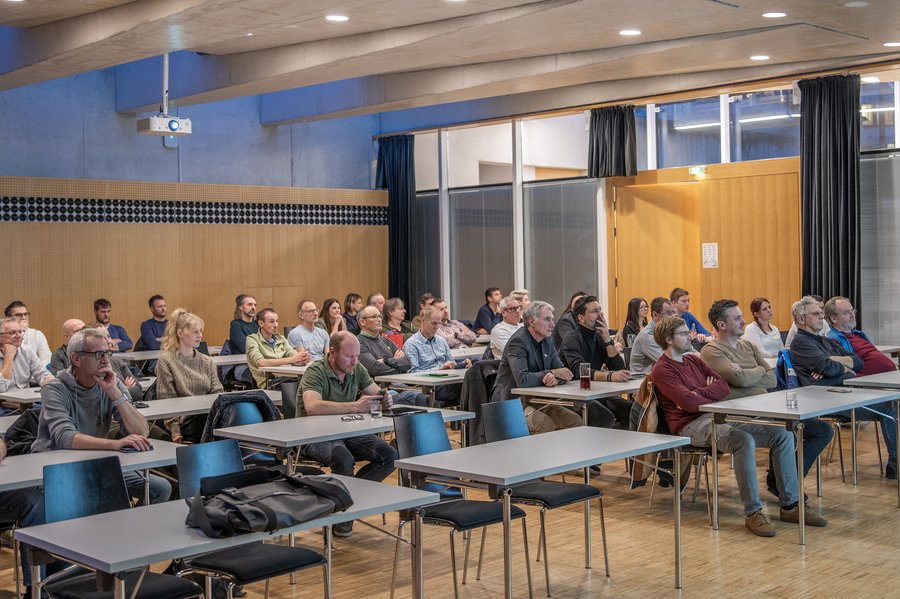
left=862, top=76, right=881, bottom=83
left=750, top=55, right=770, bottom=61
left=844, top=1, right=869, bottom=7
left=619, top=29, right=641, bottom=36
left=762, top=12, right=786, bottom=18
left=884, top=42, right=900, bottom=47
left=326, top=15, right=349, bottom=22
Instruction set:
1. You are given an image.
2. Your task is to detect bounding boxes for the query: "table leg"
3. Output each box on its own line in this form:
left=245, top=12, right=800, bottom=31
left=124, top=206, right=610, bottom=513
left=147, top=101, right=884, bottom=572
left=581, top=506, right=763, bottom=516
left=796, top=421, right=806, bottom=546
left=581, top=401, right=588, bottom=426
left=710, top=417, right=719, bottom=530
left=851, top=408, right=858, bottom=486
left=583, top=489, right=591, bottom=569
left=896, top=400, right=900, bottom=508
left=289, top=446, right=297, bottom=583
left=429, top=387, right=437, bottom=408
left=674, top=448, right=682, bottom=589
left=502, top=487, right=512, bottom=599
left=324, top=525, right=333, bottom=599
left=411, top=510, right=425, bottom=599
left=114, top=577, right=126, bottom=599
left=142, top=468, right=149, bottom=506
left=32, top=564, right=40, bottom=599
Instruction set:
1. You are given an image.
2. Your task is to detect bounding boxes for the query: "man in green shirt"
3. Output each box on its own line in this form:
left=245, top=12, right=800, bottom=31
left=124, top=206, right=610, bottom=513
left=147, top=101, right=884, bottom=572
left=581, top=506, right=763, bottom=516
left=245, top=308, right=308, bottom=388
left=298, top=331, right=397, bottom=537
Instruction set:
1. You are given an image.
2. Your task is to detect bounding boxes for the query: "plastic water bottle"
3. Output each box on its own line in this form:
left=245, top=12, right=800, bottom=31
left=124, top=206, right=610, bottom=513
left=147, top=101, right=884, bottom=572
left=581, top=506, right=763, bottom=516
left=690, top=323, right=697, bottom=340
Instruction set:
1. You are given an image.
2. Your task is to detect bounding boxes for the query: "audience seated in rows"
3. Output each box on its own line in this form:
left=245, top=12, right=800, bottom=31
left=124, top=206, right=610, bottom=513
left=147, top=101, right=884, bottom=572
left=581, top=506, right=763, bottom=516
left=552, top=290, right=586, bottom=350
left=491, top=301, right=582, bottom=433
left=433, top=297, right=476, bottom=349
left=629, top=297, right=679, bottom=375
left=4, top=301, right=51, bottom=364
left=0, top=316, right=53, bottom=396
left=490, top=295, right=523, bottom=359
left=410, top=293, right=434, bottom=332
left=651, top=315, right=826, bottom=538
left=670, top=288, right=711, bottom=341
left=246, top=308, right=308, bottom=388
left=51, top=320, right=141, bottom=402
left=785, top=294, right=829, bottom=347
left=381, top=297, right=413, bottom=341
left=342, top=293, right=363, bottom=336
left=475, top=287, right=503, bottom=334
left=287, top=299, right=330, bottom=361
left=367, top=292, right=386, bottom=315
left=355, top=305, right=428, bottom=406
left=404, top=305, right=470, bottom=406
left=740, top=297, right=785, bottom=358
left=229, top=293, right=259, bottom=353
left=140, top=294, right=168, bottom=351
left=318, top=298, right=347, bottom=336
left=93, top=298, right=133, bottom=352
left=155, top=309, right=223, bottom=444
left=509, top=289, right=530, bottom=313
left=620, top=297, right=648, bottom=348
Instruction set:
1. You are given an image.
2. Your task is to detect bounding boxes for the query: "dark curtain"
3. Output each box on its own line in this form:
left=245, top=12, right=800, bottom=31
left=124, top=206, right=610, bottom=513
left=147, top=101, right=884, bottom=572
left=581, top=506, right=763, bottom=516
left=376, top=135, right=415, bottom=307
left=798, top=74, right=860, bottom=310
left=588, top=105, right=637, bottom=178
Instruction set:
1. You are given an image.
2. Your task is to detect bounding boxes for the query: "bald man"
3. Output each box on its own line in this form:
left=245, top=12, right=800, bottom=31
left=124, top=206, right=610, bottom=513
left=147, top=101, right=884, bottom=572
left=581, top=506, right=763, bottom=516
left=50, top=319, right=86, bottom=374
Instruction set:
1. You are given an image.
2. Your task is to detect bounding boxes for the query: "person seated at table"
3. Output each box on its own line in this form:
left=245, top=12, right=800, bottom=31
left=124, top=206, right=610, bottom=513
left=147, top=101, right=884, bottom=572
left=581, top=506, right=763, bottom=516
left=356, top=306, right=428, bottom=406
left=318, top=298, right=348, bottom=336
left=367, top=292, right=386, bottom=314
left=140, top=294, right=168, bottom=351
left=410, top=292, right=435, bottom=332
left=552, top=290, right=587, bottom=350
left=630, top=297, right=680, bottom=375
left=490, top=295, right=523, bottom=359
left=433, top=297, right=477, bottom=349
left=621, top=297, right=649, bottom=347
left=670, top=288, right=711, bottom=341
left=0, top=316, right=53, bottom=394
left=342, top=293, right=364, bottom=335
left=155, top=309, right=223, bottom=443
left=93, top=298, right=133, bottom=352
left=789, top=296, right=860, bottom=387
left=559, top=295, right=632, bottom=429
left=246, top=308, right=310, bottom=388
left=492, top=301, right=582, bottom=433
left=405, top=305, right=472, bottom=406
left=298, top=331, right=398, bottom=537
left=740, top=297, right=785, bottom=358
left=4, top=301, right=52, bottom=364
left=701, top=299, right=833, bottom=495
left=652, top=315, right=826, bottom=537
left=229, top=293, right=259, bottom=354
left=52, top=320, right=141, bottom=401
left=785, top=294, right=830, bottom=347
left=510, top=289, right=530, bottom=314
left=287, top=299, right=330, bottom=361
left=381, top=297, right=413, bottom=341
left=475, top=287, right=503, bottom=334
left=0, top=326, right=172, bottom=591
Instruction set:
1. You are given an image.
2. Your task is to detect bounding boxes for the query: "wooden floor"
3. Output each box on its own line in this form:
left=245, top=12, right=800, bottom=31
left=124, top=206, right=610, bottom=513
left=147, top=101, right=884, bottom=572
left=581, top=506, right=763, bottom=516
left=2, top=424, right=899, bottom=599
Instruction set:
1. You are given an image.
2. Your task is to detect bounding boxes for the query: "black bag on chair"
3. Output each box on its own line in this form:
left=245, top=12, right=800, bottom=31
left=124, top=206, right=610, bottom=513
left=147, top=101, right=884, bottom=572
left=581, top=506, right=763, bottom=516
left=186, top=467, right=354, bottom=538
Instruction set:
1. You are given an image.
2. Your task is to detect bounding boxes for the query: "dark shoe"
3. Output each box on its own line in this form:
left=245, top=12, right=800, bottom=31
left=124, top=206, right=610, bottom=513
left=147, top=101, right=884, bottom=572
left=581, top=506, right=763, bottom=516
left=745, top=510, right=776, bottom=537
left=334, top=521, right=353, bottom=538
left=885, top=464, right=897, bottom=480
left=233, top=586, right=247, bottom=597
left=780, top=503, right=827, bottom=527
left=765, top=470, right=779, bottom=498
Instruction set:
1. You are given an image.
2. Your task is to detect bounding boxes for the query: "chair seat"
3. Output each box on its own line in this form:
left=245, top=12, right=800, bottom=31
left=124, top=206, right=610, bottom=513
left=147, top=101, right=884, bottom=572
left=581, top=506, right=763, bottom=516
left=190, top=541, right=325, bottom=584
left=47, top=571, right=202, bottom=599
left=421, top=499, right=526, bottom=532
left=510, top=481, right=601, bottom=508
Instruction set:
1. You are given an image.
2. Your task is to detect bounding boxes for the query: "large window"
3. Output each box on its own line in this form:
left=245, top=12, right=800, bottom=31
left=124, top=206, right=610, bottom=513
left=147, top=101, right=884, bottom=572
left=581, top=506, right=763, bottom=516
left=521, top=113, right=589, bottom=181
left=656, top=97, right=721, bottom=168
left=634, top=106, right=648, bottom=171
left=860, top=82, right=896, bottom=151
left=729, top=89, right=800, bottom=161
left=447, top=123, right=512, bottom=188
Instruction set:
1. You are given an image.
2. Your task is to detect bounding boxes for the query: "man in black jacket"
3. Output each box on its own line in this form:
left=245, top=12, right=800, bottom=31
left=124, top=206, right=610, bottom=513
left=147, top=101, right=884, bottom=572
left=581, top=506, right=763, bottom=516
left=788, top=296, right=861, bottom=386
left=356, top=305, right=429, bottom=406
left=559, top=295, right=633, bottom=428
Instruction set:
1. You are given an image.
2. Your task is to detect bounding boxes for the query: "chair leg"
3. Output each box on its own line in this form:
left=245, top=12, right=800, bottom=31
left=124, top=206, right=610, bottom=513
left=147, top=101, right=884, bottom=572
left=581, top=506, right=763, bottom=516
left=264, top=577, right=270, bottom=599
left=648, top=453, right=661, bottom=515
left=521, top=519, right=534, bottom=599
left=462, top=527, right=472, bottom=585
left=702, top=457, right=713, bottom=527
left=13, top=534, right=21, bottom=599
left=539, top=509, right=550, bottom=596
left=226, top=581, right=235, bottom=599
left=449, top=530, right=460, bottom=599
left=691, top=455, right=702, bottom=503
left=389, top=521, right=406, bottom=599
left=836, top=423, right=846, bottom=483
left=598, top=497, right=610, bottom=577
left=476, top=527, right=487, bottom=581
left=874, top=421, right=884, bottom=474
left=535, top=509, right=545, bottom=563
left=205, top=576, right=213, bottom=599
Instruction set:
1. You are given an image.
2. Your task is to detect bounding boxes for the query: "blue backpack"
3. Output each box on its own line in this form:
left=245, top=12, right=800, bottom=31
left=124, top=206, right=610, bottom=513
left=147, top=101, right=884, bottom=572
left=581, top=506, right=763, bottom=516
left=774, top=349, right=800, bottom=390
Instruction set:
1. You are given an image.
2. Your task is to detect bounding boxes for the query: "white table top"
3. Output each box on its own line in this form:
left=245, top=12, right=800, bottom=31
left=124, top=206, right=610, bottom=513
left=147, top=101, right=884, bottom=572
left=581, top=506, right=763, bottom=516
left=843, top=370, right=900, bottom=390
left=139, top=390, right=281, bottom=420
left=0, top=386, right=44, bottom=404
left=15, top=475, right=439, bottom=575
left=0, top=440, right=181, bottom=493
left=137, top=377, right=156, bottom=390
left=450, top=346, right=485, bottom=359
left=215, top=408, right=474, bottom=448
left=395, top=427, right=689, bottom=486
left=513, top=378, right=644, bottom=402
left=115, top=350, right=160, bottom=362
left=375, top=370, right=467, bottom=387
left=210, top=354, right=247, bottom=366
left=475, top=335, right=491, bottom=345
left=698, top=385, right=900, bottom=421
left=875, top=344, right=900, bottom=355
left=208, top=345, right=223, bottom=356
left=260, top=364, right=309, bottom=377
left=0, top=415, right=17, bottom=435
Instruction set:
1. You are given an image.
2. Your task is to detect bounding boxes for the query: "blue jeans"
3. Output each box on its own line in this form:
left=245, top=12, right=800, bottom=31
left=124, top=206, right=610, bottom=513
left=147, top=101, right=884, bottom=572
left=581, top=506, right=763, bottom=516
left=392, top=389, right=429, bottom=407
left=123, top=471, right=173, bottom=505
left=681, top=414, right=799, bottom=515
left=832, top=401, right=897, bottom=469
left=302, top=434, right=398, bottom=483
left=766, top=418, right=834, bottom=495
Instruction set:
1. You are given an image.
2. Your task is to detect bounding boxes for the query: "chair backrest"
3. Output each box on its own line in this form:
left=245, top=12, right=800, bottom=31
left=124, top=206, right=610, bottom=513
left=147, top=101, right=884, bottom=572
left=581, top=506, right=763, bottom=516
left=624, top=346, right=632, bottom=369
left=775, top=349, right=800, bottom=390
left=481, top=399, right=529, bottom=443
left=394, top=411, right=452, bottom=459
left=280, top=380, right=299, bottom=419
left=43, top=456, right=131, bottom=524
left=220, top=340, right=234, bottom=356
left=176, top=439, right=245, bottom=499
left=198, top=341, right=210, bottom=356
left=232, top=401, right=265, bottom=425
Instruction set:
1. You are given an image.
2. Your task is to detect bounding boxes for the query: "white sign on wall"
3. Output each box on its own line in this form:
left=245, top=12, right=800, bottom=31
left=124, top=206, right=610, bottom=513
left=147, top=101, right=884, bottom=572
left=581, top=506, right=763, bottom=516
left=702, top=243, right=719, bottom=269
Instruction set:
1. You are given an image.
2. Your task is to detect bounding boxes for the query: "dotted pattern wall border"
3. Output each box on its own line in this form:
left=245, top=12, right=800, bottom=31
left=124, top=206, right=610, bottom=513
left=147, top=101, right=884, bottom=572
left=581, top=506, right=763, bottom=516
left=0, top=196, right=388, bottom=226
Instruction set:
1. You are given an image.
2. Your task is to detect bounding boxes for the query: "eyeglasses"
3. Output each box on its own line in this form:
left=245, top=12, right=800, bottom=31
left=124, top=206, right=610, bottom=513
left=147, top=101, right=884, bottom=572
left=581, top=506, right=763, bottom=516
left=340, top=414, right=364, bottom=422
left=10, top=312, right=30, bottom=319
left=302, top=308, right=320, bottom=314
left=504, top=306, right=522, bottom=312
left=78, top=350, right=114, bottom=360
left=0, top=330, right=25, bottom=337
left=362, top=315, right=383, bottom=320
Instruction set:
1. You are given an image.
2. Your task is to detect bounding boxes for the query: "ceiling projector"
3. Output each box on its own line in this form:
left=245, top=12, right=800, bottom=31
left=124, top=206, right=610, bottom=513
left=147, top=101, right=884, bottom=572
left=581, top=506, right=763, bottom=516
left=136, top=115, right=192, bottom=136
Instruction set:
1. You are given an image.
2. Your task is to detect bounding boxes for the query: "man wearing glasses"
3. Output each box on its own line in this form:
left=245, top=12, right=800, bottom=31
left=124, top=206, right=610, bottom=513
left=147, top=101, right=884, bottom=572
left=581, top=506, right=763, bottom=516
left=356, top=305, right=429, bottom=406
left=4, top=300, right=52, bottom=364
left=0, top=317, right=53, bottom=394
left=490, top=295, right=523, bottom=359
left=287, top=299, right=330, bottom=361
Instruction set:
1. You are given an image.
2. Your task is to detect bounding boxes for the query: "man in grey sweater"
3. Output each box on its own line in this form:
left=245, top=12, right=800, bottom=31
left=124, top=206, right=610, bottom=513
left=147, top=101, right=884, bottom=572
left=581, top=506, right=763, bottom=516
left=356, top=305, right=428, bottom=406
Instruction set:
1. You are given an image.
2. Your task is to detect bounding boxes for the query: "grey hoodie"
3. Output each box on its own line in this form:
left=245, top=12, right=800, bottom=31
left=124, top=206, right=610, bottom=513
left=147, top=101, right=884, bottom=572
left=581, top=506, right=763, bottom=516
left=31, top=369, right=130, bottom=453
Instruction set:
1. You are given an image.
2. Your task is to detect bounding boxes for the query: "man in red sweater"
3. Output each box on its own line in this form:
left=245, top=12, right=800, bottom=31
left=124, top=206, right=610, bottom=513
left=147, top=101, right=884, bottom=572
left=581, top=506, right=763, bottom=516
left=651, top=316, right=826, bottom=537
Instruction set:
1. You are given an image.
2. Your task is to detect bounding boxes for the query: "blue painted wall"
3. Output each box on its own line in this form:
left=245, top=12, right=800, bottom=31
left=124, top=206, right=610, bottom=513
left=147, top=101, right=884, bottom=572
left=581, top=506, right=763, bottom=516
left=0, top=68, right=380, bottom=190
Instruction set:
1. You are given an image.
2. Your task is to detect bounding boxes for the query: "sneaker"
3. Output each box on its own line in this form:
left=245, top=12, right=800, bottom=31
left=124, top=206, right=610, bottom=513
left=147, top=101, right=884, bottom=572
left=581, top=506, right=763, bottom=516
left=780, top=503, right=828, bottom=527
left=333, top=521, right=353, bottom=538
left=745, top=510, right=776, bottom=537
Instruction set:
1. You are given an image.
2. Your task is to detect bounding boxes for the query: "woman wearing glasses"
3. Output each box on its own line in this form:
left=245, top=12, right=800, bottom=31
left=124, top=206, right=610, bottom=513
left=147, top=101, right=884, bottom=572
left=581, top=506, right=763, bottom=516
left=155, top=309, right=222, bottom=443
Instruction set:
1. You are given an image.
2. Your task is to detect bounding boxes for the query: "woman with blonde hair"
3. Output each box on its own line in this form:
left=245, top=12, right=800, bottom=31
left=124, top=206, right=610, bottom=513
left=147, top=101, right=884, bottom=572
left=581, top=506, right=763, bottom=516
left=155, top=308, right=223, bottom=443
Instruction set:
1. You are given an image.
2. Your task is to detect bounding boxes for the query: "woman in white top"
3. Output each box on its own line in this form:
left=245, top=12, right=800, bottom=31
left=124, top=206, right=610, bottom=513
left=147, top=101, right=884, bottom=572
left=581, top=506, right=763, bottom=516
left=742, top=297, right=785, bottom=358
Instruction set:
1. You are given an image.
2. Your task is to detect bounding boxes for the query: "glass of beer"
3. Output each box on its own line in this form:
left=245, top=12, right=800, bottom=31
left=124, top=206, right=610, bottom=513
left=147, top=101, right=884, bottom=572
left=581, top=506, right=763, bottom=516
left=579, top=363, right=591, bottom=390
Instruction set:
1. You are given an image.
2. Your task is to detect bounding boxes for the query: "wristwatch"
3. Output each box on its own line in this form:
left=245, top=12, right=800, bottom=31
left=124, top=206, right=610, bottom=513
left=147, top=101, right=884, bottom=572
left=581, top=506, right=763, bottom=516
left=112, top=394, right=130, bottom=409
left=604, top=339, right=614, bottom=347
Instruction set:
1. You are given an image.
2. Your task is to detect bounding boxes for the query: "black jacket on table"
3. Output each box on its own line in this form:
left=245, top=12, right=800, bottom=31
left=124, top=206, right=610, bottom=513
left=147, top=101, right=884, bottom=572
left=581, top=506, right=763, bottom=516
left=788, top=328, right=863, bottom=386
left=559, top=325, right=626, bottom=378
left=358, top=332, right=411, bottom=376
left=491, top=326, right=563, bottom=403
